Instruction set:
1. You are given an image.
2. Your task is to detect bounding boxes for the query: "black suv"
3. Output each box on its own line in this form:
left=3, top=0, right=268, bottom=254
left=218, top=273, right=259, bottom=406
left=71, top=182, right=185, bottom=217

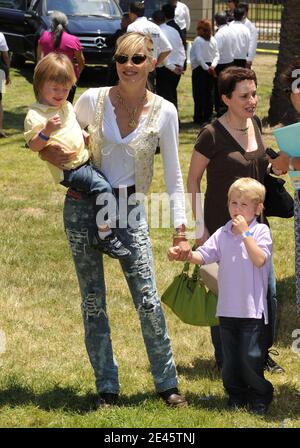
left=0, top=0, right=123, bottom=66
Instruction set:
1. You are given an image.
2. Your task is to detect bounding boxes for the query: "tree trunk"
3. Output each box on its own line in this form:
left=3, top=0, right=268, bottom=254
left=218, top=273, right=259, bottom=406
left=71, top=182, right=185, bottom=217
left=268, top=0, right=300, bottom=126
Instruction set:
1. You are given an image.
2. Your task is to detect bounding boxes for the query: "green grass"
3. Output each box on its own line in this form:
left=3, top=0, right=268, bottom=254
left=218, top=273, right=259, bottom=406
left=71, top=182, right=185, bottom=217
left=0, top=55, right=299, bottom=428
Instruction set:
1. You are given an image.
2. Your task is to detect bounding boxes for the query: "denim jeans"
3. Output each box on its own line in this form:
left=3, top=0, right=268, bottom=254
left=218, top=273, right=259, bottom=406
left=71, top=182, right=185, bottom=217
left=210, top=262, right=277, bottom=367
left=219, top=317, right=274, bottom=406
left=61, top=163, right=118, bottom=227
left=63, top=193, right=178, bottom=394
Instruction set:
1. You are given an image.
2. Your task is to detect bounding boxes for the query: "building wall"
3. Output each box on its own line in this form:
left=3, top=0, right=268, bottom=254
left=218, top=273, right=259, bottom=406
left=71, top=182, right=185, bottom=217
left=185, top=0, right=213, bottom=38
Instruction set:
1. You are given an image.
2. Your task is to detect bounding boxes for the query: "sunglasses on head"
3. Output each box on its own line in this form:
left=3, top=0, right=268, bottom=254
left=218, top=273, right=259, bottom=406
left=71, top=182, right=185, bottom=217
left=114, top=54, right=148, bottom=65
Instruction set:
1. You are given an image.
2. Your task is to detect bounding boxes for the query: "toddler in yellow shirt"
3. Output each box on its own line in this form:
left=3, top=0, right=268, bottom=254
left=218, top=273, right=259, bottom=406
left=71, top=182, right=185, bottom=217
left=24, top=53, right=130, bottom=259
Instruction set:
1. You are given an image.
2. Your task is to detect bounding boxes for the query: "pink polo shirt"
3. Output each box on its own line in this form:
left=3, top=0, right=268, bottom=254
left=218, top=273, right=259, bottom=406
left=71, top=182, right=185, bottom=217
left=196, top=219, right=272, bottom=323
left=38, top=31, right=82, bottom=78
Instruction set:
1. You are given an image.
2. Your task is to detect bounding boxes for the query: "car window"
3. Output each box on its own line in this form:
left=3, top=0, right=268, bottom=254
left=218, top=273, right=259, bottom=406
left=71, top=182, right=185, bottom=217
left=46, top=0, right=121, bottom=17
left=0, top=0, right=27, bottom=9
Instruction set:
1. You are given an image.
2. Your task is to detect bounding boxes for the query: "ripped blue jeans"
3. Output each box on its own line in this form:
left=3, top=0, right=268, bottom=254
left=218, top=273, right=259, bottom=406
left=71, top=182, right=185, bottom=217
left=63, top=193, right=178, bottom=394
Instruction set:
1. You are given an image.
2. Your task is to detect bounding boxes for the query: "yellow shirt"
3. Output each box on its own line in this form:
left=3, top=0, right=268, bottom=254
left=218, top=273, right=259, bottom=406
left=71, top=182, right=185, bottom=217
left=24, top=101, right=89, bottom=183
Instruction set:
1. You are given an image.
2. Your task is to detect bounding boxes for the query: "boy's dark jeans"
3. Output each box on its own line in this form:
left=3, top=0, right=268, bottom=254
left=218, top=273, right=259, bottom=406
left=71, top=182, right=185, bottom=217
left=219, top=317, right=274, bottom=406
left=61, top=163, right=117, bottom=227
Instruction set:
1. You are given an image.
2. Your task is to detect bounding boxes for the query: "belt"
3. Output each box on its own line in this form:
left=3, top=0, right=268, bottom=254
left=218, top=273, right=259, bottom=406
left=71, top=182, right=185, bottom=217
left=113, top=185, right=136, bottom=198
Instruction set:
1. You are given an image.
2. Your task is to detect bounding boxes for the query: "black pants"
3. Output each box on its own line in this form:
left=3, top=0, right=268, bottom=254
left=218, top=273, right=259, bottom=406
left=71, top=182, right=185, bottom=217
left=156, top=67, right=181, bottom=110
left=214, top=62, right=233, bottom=117
left=220, top=317, right=274, bottom=406
left=192, top=64, right=214, bottom=123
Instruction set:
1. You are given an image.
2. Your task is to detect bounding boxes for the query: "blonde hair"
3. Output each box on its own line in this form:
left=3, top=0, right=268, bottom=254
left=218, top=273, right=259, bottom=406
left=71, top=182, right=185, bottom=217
left=115, top=32, right=154, bottom=59
left=228, top=177, right=266, bottom=205
left=33, top=53, right=76, bottom=100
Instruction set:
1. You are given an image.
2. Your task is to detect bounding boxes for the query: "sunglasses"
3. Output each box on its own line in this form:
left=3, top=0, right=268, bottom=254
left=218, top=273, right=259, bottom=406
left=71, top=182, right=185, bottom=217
left=114, top=54, right=147, bottom=65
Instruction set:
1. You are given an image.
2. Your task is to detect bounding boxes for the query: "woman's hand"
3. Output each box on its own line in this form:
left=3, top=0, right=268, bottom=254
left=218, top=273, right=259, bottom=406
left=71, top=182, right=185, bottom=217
left=168, top=242, right=191, bottom=262
left=269, top=152, right=289, bottom=172
left=39, top=143, right=77, bottom=169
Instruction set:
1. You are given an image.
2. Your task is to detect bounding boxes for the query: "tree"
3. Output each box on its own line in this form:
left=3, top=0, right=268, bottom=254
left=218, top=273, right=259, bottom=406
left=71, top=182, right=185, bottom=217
left=268, top=0, right=300, bottom=125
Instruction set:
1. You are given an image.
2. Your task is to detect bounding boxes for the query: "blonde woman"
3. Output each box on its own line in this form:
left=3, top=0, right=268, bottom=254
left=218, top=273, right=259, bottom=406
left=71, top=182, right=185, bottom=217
left=39, top=32, right=190, bottom=409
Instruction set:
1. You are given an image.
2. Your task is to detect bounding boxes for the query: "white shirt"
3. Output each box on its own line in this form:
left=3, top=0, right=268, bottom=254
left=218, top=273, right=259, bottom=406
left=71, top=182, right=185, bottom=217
left=0, top=32, right=8, bottom=52
left=229, top=21, right=251, bottom=60
left=214, top=24, right=235, bottom=65
left=174, top=1, right=190, bottom=31
left=190, top=36, right=219, bottom=71
left=158, top=23, right=185, bottom=70
left=127, top=17, right=172, bottom=60
left=243, top=17, right=258, bottom=62
left=74, top=88, right=186, bottom=227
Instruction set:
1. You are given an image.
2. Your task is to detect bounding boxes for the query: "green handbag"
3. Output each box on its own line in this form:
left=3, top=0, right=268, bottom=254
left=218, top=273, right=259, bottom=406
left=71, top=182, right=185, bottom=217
left=161, top=262, right=219, bottom=326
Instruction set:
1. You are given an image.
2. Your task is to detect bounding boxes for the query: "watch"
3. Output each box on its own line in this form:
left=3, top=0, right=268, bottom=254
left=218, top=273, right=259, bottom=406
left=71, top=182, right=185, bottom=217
left=242, top=230, right=252, bottom=240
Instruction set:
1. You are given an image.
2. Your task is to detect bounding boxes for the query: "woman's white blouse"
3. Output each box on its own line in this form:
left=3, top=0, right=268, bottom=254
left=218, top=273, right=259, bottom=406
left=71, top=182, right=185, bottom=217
left=190, top=36, right=220, bottom=71
left=74, top=88, right=187, bottom=227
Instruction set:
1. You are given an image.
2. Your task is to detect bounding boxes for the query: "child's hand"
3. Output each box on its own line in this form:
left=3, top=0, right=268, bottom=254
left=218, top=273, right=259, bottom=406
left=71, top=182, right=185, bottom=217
left=167, top=246, right=181, bottom=261
left=232, top=215, right=249, bottom=235
left=45, top=114, right=61, bottom=134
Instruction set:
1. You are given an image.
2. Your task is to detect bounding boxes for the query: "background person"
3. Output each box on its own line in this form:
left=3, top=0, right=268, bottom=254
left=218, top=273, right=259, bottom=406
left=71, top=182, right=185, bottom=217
left=37, top=11, right=85, bottom=103
left=0, top=31, right=10, bottom=138
left=152, top=10, right=185, bottom=111
left=270, top=58, right=300, bottom=316
left=230, top=7, right=250, bottom=68
left=187, top=66, right=284, bottom=373
left=214, top=11, right=235, bottom=117
left=39, top=32, right=190, bottom=408
left=190, top=20, right=219, bottom=125
left=238, top=2, right=258, bottom=69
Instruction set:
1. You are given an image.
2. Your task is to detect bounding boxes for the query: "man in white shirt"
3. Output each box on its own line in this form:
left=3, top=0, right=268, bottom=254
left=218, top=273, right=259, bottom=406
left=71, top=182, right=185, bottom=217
left=152, top=10, right=185, bottom=110
left=169, top=0, right=190, bottom=50
left=239, top=2, right=258, bottom=68
left=0, top=32, right=10, bottom=138
left=229, top=7, right=250, bottom=67
left=127, top=2, right=172, bottom=65
left=214, top=11, right=235, bottom=117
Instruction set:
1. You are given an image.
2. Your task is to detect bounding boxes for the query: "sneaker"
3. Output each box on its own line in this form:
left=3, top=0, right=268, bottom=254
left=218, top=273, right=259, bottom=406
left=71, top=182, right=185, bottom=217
left=264, top=349, right=285, bottom=374
left=92, top=233, right=131, bottom=259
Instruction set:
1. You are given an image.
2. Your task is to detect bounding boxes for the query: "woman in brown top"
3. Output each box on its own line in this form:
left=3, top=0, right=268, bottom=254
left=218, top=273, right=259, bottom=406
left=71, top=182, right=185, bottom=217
left=187, top=66, right=284, bottom=375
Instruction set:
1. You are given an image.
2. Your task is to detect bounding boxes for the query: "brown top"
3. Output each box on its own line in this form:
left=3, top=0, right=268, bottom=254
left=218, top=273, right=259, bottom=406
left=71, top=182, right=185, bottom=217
left=194, top=117, right=268, bottom=234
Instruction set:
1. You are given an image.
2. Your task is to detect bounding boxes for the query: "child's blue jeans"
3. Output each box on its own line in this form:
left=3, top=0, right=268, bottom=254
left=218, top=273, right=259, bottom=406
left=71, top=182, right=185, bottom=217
left=219, top=316, right=274, bottom=406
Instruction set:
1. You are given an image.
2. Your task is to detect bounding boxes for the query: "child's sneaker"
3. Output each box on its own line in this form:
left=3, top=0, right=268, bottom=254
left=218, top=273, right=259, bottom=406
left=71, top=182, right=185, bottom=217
left=92, top=233, right=131, bottom=259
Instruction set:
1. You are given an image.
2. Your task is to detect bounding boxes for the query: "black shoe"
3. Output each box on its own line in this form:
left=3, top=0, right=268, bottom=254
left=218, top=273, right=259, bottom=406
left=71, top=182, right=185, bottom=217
left=158, top=387, right=188, bottom=407
left=92, top=233, right=131, bottom=259
left=250, top=402, right=268, bottom=416
left=93, top=393, right=118, bottom=409
left=264, top=350, right=285, bottom=373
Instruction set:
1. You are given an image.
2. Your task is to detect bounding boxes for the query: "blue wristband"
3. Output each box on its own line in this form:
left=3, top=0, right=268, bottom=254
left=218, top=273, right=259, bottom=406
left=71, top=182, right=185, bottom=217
left=242, top=230, right=252, bottom=240
left=38, top=131, right=50, bottom=141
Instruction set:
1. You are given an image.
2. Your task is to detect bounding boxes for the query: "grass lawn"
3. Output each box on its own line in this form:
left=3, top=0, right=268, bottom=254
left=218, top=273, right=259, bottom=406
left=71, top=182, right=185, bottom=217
left=0, top=54, right=299, bottom=428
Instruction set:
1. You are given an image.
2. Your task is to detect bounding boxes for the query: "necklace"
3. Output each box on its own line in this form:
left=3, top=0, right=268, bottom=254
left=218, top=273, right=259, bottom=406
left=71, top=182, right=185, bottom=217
left=225, top=113, right=249, bottom=135
left=117, top=90, right=147, bottom=129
